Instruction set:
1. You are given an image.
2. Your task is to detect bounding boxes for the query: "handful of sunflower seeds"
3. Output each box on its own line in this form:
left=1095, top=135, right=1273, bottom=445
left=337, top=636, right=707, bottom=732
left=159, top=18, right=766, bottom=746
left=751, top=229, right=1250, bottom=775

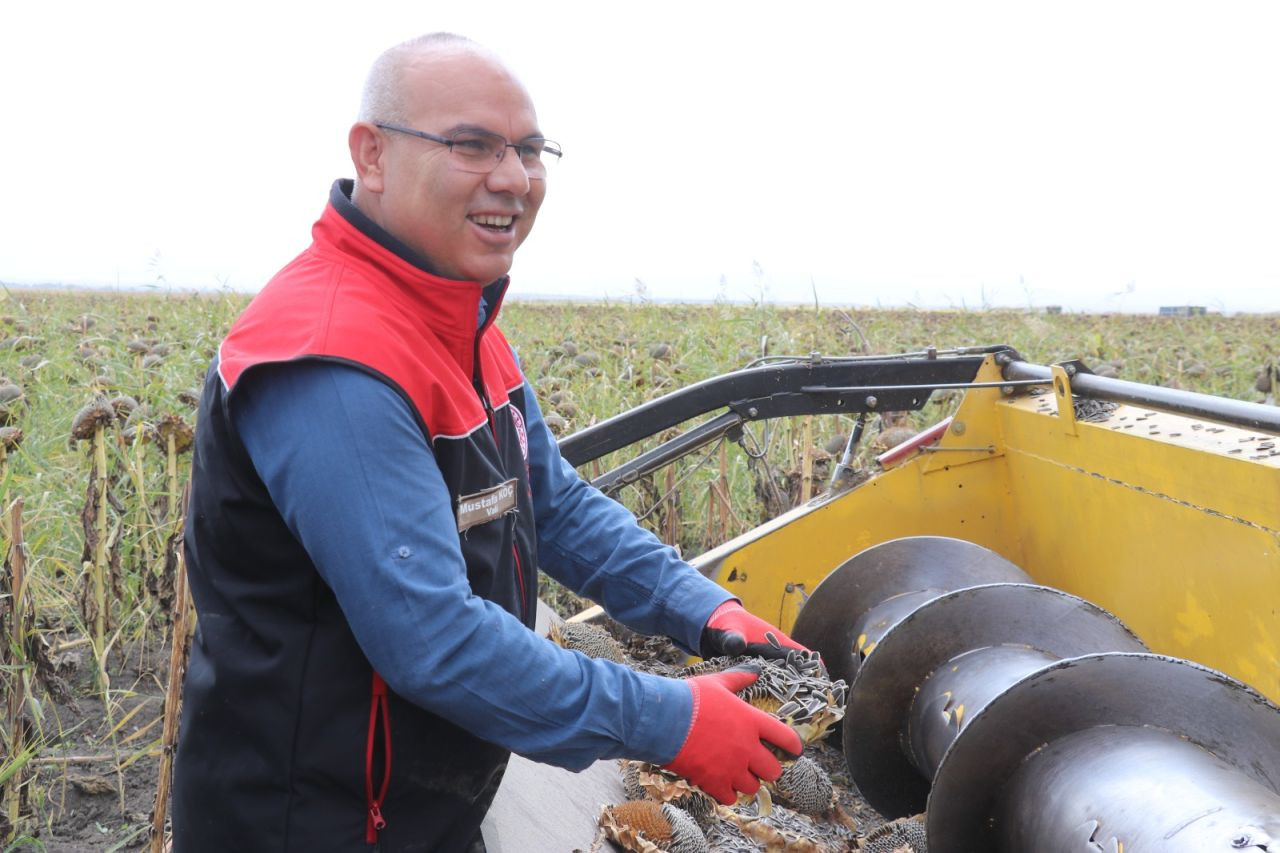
left=678, top=641, right=847, bottom=747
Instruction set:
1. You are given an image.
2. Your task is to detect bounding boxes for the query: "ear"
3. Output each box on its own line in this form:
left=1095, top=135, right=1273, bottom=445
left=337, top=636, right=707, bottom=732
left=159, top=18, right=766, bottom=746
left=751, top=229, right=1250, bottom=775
left=349, top=122, right=387, bottom=193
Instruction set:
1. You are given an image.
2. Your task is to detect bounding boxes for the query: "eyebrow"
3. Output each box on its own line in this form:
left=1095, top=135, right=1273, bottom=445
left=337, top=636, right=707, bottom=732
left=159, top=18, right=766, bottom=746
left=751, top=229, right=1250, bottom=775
left=443, top=122, right=547, bottom=143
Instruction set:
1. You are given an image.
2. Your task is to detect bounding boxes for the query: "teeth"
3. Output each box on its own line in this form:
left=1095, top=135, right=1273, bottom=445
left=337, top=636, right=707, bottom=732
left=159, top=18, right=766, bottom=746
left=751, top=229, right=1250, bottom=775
left=470, top=214, right=513, bottom=227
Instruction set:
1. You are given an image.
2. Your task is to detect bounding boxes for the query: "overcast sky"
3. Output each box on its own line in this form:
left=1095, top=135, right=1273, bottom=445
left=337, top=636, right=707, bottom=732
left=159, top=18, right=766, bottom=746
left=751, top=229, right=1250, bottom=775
left=2, top=1, right=1277, bottom=313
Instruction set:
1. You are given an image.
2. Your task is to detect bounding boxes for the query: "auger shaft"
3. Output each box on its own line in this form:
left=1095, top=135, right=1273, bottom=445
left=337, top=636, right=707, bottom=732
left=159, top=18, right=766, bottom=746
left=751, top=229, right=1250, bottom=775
left=905, top=644, right=1056, bottom=779
left=792, top=536, right=1280, bottom=852
left=997, top=727, right=1280, bottom=851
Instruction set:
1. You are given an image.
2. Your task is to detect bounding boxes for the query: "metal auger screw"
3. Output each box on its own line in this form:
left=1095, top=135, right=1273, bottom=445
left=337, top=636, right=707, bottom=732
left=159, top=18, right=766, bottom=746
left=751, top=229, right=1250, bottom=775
left=866, top=395, right=878, bottom=409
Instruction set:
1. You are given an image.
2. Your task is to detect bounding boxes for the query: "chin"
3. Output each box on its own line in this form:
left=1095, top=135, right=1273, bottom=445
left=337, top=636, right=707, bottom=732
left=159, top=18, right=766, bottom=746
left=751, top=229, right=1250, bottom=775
left=463, top=261, right=514, bottom=284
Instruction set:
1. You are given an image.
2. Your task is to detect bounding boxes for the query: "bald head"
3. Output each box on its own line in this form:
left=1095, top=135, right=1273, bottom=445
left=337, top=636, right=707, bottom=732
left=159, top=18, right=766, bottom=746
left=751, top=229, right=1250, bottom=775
left=358, top=33, right=513, bottom=125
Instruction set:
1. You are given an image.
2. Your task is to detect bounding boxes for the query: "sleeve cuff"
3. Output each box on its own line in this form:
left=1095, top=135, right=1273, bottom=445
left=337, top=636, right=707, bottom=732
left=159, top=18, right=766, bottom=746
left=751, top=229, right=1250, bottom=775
left=664, top=571, right=737, bottom=654
left=626, top=672, right=695, bottom=764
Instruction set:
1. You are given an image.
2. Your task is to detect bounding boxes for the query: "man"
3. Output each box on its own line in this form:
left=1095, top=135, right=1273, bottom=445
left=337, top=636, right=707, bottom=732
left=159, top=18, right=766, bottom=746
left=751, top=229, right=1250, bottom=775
left=173, top=33, right=805, bottom=852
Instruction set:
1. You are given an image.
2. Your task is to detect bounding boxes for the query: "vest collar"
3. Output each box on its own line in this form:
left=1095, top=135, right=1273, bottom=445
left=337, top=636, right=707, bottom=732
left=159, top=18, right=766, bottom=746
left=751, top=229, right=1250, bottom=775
left=317, top=179, right=511, bottom=344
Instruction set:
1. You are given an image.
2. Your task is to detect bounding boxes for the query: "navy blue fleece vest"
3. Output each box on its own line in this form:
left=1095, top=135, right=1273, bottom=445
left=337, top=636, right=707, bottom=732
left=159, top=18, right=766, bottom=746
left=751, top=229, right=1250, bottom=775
left=173, top=196, right=538, bottom=852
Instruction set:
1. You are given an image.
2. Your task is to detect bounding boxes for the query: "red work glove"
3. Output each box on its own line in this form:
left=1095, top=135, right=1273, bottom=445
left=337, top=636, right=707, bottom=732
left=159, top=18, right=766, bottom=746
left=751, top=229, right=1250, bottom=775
left=700, top=600, right=809, bottom=660
left=664, top=664, right=803, bottom=805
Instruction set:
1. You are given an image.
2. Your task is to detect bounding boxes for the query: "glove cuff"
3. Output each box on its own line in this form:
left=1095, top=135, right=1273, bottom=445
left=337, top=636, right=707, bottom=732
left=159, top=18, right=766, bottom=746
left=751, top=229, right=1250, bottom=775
left=706, top=599, right=744, bottom=627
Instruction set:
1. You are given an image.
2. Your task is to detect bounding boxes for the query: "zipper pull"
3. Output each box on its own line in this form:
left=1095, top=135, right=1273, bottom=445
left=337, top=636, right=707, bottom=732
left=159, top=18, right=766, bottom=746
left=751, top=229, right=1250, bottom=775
left=370, top=801, right=387, bottom=831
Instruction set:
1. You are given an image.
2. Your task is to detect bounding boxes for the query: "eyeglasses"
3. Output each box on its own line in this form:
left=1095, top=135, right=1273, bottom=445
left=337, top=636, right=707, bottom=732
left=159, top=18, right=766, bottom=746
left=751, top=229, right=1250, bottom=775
left=375, top=123, right=561, bottom=179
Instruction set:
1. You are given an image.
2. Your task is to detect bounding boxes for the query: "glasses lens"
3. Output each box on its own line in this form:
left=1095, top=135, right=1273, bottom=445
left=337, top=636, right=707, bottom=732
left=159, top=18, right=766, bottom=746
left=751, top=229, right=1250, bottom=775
left=448, top=130, right=505, bottom=172
left=446, top=130, right=561, bottom=177
left=525, top=140, right=561, bottom=180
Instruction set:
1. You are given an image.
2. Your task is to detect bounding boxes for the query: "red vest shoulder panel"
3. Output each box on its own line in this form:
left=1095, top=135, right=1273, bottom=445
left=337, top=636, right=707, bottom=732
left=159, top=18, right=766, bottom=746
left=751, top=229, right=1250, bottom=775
left=218, top=204, right=524, bottom=439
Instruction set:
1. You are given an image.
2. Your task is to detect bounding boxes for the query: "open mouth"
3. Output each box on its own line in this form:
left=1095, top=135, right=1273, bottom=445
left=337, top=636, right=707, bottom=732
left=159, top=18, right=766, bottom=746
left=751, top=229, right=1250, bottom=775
left=469, top=213, right=515, bottom=232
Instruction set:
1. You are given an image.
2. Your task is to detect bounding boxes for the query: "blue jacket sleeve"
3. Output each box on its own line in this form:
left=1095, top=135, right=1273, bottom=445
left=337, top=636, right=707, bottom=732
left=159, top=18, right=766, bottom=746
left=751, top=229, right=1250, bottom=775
left=232, top=359, right=692, bottom=771
left=519, top=380, right=733, bottom=652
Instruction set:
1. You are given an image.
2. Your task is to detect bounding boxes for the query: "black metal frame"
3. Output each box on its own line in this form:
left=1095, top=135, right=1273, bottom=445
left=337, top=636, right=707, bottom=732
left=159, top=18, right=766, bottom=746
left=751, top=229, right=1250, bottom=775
left=559, top=347, right=1008, bottom=493
left=555, top=344, right=1280, bottom=497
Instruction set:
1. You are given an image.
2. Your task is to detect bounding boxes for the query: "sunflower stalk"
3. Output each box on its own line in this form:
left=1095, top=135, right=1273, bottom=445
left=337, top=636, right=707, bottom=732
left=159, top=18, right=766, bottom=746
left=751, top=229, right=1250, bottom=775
left=126, top=428, right=154, bottom=598
left=0, top=444, right=8, bottom=512
left=800, top=415, right=815, bottom=503
left=2, top=499, right=32, bottom=841
left=719, top=442, right=733, bottom=536
left=662, top=464, right=678, bottom=548
left=150, top=484, right=191, bottom=853
left=165, top=433, right=177, bottom=526
left=91, top=422, right=110, bottom=693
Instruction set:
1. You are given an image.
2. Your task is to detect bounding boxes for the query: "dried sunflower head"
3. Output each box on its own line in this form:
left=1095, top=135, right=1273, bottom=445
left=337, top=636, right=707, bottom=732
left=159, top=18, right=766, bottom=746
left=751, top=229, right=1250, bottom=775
left=108, top=395, right=139, bottom=422
left=156, top=414, right=194, bottom=453
left=0, top=382, right=24, bottom=426
left=0, top=425, right=22, bottom=451
left=862, top=816, right=928, bottom=853
left=772, top=755, right=833, bottom=816
left=548, top=620, right=625, bottom=663
left=619, top=761, right=717, bottom=830
left=71, top=396, right=115, bottom=441
left=600, top=800, right=708, bottom=853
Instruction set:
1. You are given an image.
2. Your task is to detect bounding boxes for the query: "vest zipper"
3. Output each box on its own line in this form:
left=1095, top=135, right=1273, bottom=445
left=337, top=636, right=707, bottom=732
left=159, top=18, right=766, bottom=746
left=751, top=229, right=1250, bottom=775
left=473, top=322, right=531, bottom=624
left=474, top=380, right=530, bottom=622
left=365, top=672, right=391, bottom=844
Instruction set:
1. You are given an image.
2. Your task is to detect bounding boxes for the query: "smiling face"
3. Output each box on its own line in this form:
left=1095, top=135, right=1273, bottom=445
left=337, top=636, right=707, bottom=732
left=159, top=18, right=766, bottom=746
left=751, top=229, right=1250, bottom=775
left=350, top=47, right=546, bottom=283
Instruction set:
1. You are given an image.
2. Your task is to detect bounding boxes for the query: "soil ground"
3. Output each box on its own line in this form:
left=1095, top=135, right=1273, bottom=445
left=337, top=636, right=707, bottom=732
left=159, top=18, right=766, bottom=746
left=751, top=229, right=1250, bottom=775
left=8, top=633, right=170, bottom=852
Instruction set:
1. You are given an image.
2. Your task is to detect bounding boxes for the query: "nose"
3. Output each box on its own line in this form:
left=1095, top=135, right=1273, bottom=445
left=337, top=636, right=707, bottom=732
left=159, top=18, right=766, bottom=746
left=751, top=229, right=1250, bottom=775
left=485, top=146, right=532, bottom=195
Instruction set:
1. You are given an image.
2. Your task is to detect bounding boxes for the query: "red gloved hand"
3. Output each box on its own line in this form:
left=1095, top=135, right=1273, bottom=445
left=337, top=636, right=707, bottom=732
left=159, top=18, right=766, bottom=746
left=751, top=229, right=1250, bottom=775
left=664, top=664, right=803, bottom=805
left=700, top=600, right=810, bottom=660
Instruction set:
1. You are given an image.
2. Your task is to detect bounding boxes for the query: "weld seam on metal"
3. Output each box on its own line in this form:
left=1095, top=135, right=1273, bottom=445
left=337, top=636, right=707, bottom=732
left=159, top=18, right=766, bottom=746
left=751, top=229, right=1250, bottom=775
left=1011, top=450, right=1280, bottom=535
left=1164, top=805, right=1225, bottom=839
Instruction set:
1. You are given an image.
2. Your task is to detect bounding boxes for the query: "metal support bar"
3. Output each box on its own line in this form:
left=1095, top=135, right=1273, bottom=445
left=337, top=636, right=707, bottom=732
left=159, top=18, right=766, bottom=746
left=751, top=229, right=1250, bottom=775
left=828, top=412, right=869, bottom=491
left=587, top=411, right=743, bottom=495
left=802, top=379, right=1045, bottom=394
left=1005, top=360, right=1280, bottom=433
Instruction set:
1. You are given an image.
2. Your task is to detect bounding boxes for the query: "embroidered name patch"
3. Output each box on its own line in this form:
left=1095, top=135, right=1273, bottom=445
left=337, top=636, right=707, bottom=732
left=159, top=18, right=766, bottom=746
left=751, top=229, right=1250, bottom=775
left=456, top=479, right=518, bottom=532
